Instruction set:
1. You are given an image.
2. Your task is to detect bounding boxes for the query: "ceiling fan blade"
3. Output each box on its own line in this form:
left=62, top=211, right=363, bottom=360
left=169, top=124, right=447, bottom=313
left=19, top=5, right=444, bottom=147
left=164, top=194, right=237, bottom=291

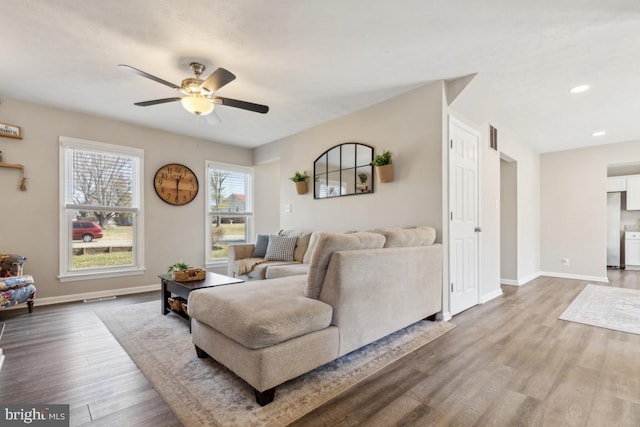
left=118, top=64, right=180, bottom=89
left=134, top=97, right=182, bottom=106
left=214, top=96, right=269, bottom=114
left=201, top=68, right=236, bottom=94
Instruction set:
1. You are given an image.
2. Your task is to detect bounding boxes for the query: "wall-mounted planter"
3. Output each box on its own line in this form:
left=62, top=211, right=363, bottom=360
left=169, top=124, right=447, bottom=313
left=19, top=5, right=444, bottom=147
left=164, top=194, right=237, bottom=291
left=295, top=180, right=308, bottom=195
left=375, top=164, right=394, bottom=183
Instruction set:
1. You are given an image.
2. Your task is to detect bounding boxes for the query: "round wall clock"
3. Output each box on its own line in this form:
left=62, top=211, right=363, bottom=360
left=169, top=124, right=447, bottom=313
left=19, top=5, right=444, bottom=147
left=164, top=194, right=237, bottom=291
left=154, top=163, right=199, bottom=206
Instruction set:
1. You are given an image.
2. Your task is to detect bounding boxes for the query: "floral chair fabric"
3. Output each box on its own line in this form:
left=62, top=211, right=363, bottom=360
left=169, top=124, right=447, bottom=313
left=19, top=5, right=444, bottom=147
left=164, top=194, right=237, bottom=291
left=0, top=254, right=36, bottom=312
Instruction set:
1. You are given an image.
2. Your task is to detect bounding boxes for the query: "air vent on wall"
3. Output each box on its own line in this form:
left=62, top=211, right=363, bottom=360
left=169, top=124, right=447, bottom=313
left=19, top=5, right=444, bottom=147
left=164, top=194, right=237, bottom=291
left=490, top=125, right=498, bottom=151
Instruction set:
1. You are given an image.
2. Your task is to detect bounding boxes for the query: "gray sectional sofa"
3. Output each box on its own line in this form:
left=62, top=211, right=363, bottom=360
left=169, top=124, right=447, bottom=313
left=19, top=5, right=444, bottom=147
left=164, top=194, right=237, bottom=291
left=189, top=226, right=443, bottom=405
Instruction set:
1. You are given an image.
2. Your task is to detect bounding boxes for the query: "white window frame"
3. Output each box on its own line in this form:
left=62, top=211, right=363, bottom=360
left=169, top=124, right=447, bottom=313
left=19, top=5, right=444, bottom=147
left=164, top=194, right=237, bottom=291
left=58, top=136, right=145, bottom=281
left=205, top=160, right=254, bottom=268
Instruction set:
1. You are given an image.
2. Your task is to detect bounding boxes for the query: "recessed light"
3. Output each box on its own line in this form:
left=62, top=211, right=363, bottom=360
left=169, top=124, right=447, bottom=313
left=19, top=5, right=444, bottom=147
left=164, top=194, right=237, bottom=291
left=570, top=84, right=590, bottom=94
left=592, top=130, right=606, bottom=137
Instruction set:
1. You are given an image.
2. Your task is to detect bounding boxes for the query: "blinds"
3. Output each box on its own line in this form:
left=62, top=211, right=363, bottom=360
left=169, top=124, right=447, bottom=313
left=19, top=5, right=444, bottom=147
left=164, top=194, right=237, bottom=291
left=208, top=165, right=252, bottom=216
left=66, top=148, right=136, bottom=208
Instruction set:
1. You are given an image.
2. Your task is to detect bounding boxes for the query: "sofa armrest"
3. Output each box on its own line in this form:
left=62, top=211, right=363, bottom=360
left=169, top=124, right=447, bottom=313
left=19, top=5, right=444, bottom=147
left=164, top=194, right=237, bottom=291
left=228, top=244, right=256, bottom=261
left=227, top=243, right=256, bottom=277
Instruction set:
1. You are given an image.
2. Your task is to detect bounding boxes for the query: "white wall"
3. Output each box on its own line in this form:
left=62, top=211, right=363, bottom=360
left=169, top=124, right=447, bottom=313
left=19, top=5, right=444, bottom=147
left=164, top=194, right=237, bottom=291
left=266, top=81, right=446, bottom=237
left=253, top=160, right=281, bottom=234
left=540, top=139, right=640, bottom=280
left=0, top=98, right=252, bottom=301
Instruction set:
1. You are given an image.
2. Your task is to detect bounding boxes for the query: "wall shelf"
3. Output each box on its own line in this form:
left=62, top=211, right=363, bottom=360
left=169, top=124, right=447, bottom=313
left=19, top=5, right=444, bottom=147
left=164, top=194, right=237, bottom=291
left=0, top=162, right=27, bottom=191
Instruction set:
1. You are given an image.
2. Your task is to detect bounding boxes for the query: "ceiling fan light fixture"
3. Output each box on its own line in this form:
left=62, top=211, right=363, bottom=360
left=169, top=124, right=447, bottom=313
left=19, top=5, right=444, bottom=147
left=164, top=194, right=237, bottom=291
left=181, top=95, right=214, bottom=116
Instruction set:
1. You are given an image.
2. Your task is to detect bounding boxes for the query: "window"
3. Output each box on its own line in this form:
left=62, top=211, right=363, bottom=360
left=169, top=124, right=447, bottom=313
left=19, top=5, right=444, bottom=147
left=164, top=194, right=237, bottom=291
left=59, top=136, right=144, bottom=281
left=206, top=161, right=253, bottom=266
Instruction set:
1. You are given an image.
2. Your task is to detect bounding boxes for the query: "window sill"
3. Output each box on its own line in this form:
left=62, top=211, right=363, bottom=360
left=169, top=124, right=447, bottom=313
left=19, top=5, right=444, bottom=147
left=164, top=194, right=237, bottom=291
left=58, top=267, right=146, bottom=282
left=205, top=259, right=228, bottom=270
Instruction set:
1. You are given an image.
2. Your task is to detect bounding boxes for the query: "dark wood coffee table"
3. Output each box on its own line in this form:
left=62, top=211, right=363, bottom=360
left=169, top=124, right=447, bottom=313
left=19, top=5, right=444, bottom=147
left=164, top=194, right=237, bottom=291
left=160, top=272, right=243, bottom=325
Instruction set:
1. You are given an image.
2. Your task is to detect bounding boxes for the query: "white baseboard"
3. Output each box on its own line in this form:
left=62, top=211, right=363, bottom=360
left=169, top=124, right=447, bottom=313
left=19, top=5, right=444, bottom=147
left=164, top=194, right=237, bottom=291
left=480, top=288, right=503, bottom=303
left=539, top=272, right=609, bottom=283
left=501, top=272, right=542, bottom=287
left=2, top=284, right=161, bottom=310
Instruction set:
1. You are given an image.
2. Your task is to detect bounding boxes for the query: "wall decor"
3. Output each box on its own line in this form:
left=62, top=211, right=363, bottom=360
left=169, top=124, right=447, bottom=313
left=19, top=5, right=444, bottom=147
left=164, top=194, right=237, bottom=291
left=0, top=122, right=22, bottom=139
left=371, top=149, right=393, bottom=183
left=0, top=162, right=27, bottom=191
left=154, top=163, right=199, bottom=206
left=314, top=143, right=373, bottom=199
left=289, top=171, right=310, bottom=195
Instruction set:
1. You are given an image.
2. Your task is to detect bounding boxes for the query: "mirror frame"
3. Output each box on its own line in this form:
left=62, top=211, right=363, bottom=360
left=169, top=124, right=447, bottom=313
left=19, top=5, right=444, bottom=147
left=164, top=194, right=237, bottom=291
left=313, top=142, right=374, bottom=199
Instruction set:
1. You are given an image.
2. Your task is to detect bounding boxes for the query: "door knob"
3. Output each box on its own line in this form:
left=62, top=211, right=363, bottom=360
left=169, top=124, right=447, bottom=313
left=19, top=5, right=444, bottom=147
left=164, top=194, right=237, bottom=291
left=475, top=227, right=482, bottom=232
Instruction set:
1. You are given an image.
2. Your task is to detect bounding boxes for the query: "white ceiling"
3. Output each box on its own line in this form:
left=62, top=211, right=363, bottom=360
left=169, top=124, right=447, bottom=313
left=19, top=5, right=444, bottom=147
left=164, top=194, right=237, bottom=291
left=2, top=0, right=639, bottom=152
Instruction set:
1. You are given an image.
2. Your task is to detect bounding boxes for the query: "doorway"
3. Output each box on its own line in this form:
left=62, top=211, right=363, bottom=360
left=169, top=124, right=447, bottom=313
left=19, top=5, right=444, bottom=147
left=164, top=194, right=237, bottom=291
left=500, top=155, right=518, bottom=284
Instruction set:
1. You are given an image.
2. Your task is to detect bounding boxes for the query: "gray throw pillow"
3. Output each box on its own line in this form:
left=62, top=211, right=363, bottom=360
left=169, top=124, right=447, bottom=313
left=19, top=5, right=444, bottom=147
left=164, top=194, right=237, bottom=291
left=265, top=235, right=297, bottom=262
left=252, top=234, right=270, bottom=258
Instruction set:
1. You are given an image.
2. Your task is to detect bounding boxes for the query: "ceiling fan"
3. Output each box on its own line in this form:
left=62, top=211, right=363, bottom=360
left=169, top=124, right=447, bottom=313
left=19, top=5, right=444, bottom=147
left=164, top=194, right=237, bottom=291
left=118, top=62, right=269, bottom=118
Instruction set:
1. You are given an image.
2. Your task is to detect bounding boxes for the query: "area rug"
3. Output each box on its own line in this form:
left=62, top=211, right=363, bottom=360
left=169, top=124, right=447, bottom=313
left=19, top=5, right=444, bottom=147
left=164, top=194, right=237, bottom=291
left=97, top=301, right=455, bottom=427
left=559, top=284, right=640, bottom=335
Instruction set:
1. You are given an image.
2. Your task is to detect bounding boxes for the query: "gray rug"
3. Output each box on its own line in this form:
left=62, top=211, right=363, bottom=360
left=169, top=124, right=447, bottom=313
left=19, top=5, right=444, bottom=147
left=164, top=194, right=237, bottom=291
left=97, top=300, right=455, bottom=427
left=560, top=284, right=640, bottom=335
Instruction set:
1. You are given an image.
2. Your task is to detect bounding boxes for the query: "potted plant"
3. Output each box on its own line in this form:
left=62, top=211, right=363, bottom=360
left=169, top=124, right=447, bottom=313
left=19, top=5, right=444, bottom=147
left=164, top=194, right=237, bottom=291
left=290, top=171, right=310, bottom=195
left=371, top=150, right=393, bottom=182
left=167, top=260, right=205, bottom=281
left=167, top=261, right=189, bottom=273
left=358, top=172, right=369, bottom=192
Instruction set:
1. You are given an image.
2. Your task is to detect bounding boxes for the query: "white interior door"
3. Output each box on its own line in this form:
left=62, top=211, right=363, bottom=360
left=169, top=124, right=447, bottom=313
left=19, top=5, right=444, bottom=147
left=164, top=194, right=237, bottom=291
left=449, top=116, right=480, bottom=315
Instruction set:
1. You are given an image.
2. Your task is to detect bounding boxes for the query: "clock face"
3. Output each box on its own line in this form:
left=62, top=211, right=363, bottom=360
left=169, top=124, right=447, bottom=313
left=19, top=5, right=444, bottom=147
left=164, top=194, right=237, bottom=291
left=154, top=163, right=199, bottom=206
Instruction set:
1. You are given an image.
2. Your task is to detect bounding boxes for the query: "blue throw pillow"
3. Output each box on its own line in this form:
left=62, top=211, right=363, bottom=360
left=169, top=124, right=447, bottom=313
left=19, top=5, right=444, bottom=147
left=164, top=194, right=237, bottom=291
left=252, top=234, right=270, bottom=258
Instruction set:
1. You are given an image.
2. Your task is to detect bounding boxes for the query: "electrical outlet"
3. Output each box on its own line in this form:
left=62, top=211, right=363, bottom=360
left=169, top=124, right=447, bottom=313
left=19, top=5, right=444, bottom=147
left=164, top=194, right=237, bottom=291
left=561, top=258, right=570, bottom=266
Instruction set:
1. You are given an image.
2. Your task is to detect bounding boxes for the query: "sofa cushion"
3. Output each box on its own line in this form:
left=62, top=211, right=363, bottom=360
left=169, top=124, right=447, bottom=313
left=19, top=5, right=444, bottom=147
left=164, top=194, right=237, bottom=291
left=303, top=231, right=322, bottom=264
left=377, top=226, right=436, bottom=247
left=278, top=230, right=313, bottom=262
left=306, top=232, right=386, bottom=298
left=233, top=260, right=300, bottom=280
left=293, top=233, right=312, bottom=262
left=265, top=263, right=309, bottom=279
left=252, top=234, right=270, bottom=258
left=265, top=235, right=297, bottom=261
left=188, top=276, right=332, bottom=349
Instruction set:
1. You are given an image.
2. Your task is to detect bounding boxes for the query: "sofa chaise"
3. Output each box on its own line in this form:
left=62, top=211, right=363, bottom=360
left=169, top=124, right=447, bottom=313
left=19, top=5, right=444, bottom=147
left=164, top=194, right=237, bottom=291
left=188, top=226, right=442, bottom=405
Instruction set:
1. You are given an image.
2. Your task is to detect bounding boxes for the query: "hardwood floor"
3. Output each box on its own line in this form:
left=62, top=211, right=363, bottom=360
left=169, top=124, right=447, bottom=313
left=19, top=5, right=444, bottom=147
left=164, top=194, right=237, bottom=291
left=0, top=292, right=181, bottom=426
left=292, top=270, right=640, bottom=426
left=1, top=271, right=638, bottom=426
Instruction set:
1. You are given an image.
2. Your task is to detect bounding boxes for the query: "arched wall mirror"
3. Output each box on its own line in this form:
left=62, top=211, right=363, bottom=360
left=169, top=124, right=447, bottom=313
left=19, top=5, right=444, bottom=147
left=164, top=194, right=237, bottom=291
left=314, top=143, right=374, bottom=199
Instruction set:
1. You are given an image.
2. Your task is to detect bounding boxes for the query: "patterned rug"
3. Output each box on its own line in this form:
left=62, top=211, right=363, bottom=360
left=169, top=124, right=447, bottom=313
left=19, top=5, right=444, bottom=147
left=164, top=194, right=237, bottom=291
left=97, top=301, right=455, bottom=427
left=559, top=284, right=640, bottom=335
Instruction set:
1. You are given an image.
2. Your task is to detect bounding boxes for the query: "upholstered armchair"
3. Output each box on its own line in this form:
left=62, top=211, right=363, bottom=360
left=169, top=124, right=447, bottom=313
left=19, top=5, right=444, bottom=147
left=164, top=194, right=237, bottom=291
left=0, top=254, right=36, bottom=313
